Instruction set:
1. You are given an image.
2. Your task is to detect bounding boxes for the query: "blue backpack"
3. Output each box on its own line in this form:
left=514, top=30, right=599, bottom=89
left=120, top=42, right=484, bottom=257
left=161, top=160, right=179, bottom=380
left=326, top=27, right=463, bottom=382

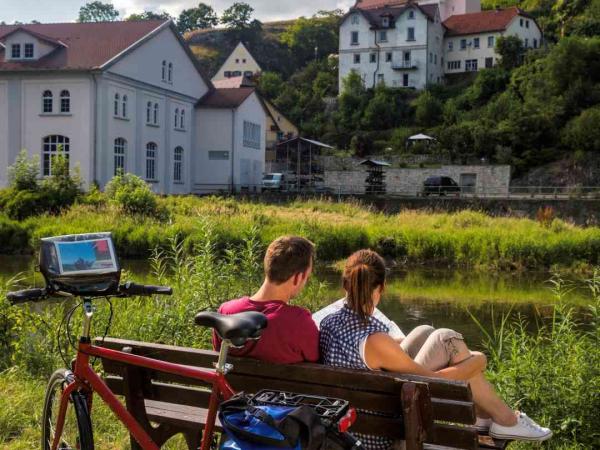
left=219, top=394, right=325, bottom=450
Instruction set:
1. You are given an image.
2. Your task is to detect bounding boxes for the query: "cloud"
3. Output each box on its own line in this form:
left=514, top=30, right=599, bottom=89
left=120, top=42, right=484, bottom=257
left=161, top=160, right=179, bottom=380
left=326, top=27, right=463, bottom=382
left=112, top=0, right=354, bottom=21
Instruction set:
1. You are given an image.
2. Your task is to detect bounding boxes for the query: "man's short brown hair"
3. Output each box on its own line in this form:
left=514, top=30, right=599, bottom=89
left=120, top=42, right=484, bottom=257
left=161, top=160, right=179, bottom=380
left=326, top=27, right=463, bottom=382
left=264, top=236, right=315, bottom=284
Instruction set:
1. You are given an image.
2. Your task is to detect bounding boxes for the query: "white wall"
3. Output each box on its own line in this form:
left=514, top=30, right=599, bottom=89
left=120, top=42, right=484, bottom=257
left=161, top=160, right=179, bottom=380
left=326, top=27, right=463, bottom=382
left=233, top=92, right=266, bottom=190
left=3, top=31, right=57, bottom=61
left=194, top=92, right=266, bottom=192
left=194, top=107, right=234, bottom=191
left=505, top=15, right=542, bottom=49
left=212, top=42, right=261, bottom=82
left=108, top=26, right=209, bottom=100
left=0, top=81, right=8, bottom=187
left=18, top=76, right=94, bottom=186
left=426, top=11, right=445, bottom=85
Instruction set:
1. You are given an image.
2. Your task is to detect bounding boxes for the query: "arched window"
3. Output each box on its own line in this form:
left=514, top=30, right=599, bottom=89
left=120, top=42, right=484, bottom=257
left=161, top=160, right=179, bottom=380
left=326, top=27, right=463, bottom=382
left=168, top=62, right=173, bottom=83
left=42, top=135, right=69, bottom=176
left=173, top=146, right=183, bottom=182
left=146, top=101, right=152, bottom=123
left=122, top=95, right=128, bottom=118
left=174, top=108, right=179, bottom=128
left=153, top=103, right=159, bottom=125
left=180, top=110, right=185, bottom=130
left=42, top=90, right=53, bottom=113
left=114, top=93, right=120, bottom=116
left=114, top=138, right=127, bottom=176
left=60, top=90, right=70, bottom=113
left=146, top=142, right=157, bottom=180
left=161, top=60, right=166, bottom=81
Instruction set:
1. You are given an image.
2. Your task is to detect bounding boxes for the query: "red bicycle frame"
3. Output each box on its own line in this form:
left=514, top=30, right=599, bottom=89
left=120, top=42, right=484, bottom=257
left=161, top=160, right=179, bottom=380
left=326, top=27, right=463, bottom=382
left=51, top=301, right=236, bottom=450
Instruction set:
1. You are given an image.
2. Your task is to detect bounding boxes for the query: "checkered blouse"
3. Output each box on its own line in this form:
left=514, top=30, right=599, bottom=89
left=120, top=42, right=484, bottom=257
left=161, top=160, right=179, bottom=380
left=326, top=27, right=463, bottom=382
left=319, top=305, right=394, bottom=450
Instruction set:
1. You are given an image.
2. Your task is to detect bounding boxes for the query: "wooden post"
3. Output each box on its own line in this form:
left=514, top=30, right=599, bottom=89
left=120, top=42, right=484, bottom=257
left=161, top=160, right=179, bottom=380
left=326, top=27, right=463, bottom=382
left=401, top=382, right=432, bottom=450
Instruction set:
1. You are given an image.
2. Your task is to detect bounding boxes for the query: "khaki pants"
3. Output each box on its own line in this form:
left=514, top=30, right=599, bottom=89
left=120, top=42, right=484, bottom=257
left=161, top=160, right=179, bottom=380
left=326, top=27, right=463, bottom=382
left=400, top=325, right=464, bottom=371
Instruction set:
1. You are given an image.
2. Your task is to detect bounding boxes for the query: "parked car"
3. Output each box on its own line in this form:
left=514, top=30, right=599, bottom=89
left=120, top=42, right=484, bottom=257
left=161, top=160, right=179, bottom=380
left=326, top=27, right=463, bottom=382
left=422, top=176, right=461, bottom=196
left=262, top=173, right=285, bottom=191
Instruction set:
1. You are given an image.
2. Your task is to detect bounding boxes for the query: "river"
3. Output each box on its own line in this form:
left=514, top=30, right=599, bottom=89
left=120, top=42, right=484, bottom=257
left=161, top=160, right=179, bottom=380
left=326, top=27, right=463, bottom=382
left=1, top=256, right=592, bottom=347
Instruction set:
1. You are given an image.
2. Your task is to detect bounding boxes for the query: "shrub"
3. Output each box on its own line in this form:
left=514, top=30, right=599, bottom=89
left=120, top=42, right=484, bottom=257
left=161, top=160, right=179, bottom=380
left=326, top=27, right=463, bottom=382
left=7, top=150, right=39, bottom=191
left=0, top=215, right=29, bottom=253
left=105, top=173, right=159, bottom=216
left=3, top=190, right=52, bottom=220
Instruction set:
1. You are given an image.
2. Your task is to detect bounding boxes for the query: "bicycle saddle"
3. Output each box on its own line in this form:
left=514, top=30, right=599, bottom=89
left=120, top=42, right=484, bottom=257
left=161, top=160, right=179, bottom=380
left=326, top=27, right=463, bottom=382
left=195, top=311, right=268, bottom=346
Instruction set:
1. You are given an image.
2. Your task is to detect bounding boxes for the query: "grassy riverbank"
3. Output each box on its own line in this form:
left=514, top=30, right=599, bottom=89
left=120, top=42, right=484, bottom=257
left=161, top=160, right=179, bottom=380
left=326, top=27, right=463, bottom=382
left=0, top=234, right=599, bottom=449
left=2, top=196, right=600, bottom=271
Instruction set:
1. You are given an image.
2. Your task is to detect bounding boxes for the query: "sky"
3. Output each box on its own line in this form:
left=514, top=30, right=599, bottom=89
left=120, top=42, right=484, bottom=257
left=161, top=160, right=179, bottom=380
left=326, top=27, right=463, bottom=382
left=0, top=0, right=355, bottom=24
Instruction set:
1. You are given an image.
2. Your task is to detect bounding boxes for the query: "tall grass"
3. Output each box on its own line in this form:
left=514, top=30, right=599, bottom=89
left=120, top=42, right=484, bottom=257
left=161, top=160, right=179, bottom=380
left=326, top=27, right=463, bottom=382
left=471, top=273, right=600, bottom=449
left=0, top=232, right=598, bottom=448
left=1, top=196, right=600, bottom=270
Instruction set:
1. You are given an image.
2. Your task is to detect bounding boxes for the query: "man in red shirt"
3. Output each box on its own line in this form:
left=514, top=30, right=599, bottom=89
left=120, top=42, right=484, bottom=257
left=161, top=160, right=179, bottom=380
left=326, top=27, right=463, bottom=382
left=213, top=236, right=319, bottom=364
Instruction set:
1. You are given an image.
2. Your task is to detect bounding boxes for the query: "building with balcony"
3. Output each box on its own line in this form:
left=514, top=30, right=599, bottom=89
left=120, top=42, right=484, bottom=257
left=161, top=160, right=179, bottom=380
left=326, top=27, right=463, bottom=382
left=339, top=0, right=542, bottom=90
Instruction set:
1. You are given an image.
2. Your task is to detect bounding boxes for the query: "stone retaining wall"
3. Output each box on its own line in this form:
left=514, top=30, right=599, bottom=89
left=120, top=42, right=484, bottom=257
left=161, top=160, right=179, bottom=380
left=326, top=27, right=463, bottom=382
left=324, top=165, right=511, bottom=195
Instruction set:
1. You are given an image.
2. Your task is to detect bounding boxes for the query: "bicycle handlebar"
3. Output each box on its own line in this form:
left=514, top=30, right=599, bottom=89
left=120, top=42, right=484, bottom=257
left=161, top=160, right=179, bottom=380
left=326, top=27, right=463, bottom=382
left=120, top=282, right=173, bottom=296
left=6, top=288, right=47, bottom=305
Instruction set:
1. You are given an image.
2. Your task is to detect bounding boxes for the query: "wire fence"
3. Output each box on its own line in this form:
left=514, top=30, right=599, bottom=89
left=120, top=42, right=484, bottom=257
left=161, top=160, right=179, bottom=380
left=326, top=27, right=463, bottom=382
left=192, top=184, right=600, bottom=200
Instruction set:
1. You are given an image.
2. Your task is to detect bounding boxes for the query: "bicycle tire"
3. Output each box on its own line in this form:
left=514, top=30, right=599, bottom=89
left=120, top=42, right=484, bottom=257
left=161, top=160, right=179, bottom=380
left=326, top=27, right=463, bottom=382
left=41, top=368, right=95, bottom=450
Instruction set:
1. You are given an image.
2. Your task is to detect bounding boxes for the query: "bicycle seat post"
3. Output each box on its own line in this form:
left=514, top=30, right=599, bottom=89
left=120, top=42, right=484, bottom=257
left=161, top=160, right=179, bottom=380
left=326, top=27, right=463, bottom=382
left=81, top=298, right=94, bottom=343
left=216, top=339, right=233, bottom=374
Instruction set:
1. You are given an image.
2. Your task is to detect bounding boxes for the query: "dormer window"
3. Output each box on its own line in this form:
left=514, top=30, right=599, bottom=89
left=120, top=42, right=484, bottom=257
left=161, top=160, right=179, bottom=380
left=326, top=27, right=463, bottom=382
left=24, top=43, right=34, bottom=58
left=11, top=44, right=21, bottom=59
left=381, top=17, right=389, bottom=28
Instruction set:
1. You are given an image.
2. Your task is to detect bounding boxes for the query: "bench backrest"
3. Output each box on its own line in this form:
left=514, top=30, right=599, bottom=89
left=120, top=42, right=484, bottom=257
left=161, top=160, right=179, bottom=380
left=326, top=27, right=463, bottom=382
left=96, top=337, right=480, bottom=450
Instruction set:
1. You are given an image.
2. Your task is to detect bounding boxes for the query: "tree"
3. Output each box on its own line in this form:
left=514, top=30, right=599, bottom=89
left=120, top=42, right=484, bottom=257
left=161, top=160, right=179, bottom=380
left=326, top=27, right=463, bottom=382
left=221, top=2, right=254, bottom=29
left=8, top=150, right=39, bottom=191
left=362, top=84, right=399, bottom=130
left=413, top=91, right=443, bottom=127
left=177, top=3, right=218, bottom=33
left=125, top=10, right=172, bottom=21
left=496, top=35, right=525, bottom=70
left=258, top=72, right=284, bottom=100
left=78, top=1, right=119, bottom=22
left=280, top=11, right=342, bottom=67
left=562, top=106, right=600, bottom=153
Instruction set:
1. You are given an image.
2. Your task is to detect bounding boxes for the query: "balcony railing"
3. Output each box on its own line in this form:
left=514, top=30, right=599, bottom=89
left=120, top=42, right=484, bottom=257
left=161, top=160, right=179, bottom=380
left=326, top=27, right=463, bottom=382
left=391, top=60, right=418, bottom=70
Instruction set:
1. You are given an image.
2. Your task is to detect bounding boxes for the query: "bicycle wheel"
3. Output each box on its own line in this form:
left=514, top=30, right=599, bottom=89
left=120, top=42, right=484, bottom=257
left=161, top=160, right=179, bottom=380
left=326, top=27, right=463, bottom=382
left=42, top=368, right=94, bottom=450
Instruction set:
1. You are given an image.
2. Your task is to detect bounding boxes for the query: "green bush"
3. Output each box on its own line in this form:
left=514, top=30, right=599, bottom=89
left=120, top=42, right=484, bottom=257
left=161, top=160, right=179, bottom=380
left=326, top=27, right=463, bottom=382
left=0, top=215, right=28, bottom=253
left=105, top=172, right=159, bottom=216
left=3, top=190, right=51, bottom=220
left=7, top=150, right=39, bottom=191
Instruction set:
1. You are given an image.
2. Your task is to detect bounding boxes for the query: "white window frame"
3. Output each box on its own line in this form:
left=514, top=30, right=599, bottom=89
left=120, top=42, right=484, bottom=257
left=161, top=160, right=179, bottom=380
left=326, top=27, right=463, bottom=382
left=42, top=135, right=69, bottom=176
left=351, top=13, right=359, bottom=25
left=42, top=90, right=53, bottom=113
left=146, top=142, right=157, bottom=180
left=379, top=30, right=387, bottom=42
left=243, top=121, right=261, bottom=149
left=114, top=93, right=120, bottom=117
left=488, top=36, right=495, bottom=48
left=60, top=90, right=70, bottom=113
left=408, top=10, right=415, bottom=20
left=353, top=53, right=361, bottom=64
left=11, top=43, right=21, bottom=59
left=407, top=27, right=415, bottom=41
left=351, top=31, right=359, bottom=45
left=173, top=146, right=183, bottom=182
left=146, top=101, right=152, bottom=124
left=168, top=62, right=173, bottom=83
left=161, top=60, right=166, bottom=81
left=465, top=59, right=478, bottom=71
left=473, top=37, right=480, bottom=48
left=122, top=95, right=128, bottom=118
left=153, top=103, right=159, bottom=125
left=114, top=138, right=126, bottom=175
left=180, top=110, right=185, bottom=130
left=24, top=43, right=34, bottom=58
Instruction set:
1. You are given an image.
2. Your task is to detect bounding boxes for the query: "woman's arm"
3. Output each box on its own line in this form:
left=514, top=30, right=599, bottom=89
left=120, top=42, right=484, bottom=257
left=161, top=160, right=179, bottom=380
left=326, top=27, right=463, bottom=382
left=365, top=333, right=486, bottom=380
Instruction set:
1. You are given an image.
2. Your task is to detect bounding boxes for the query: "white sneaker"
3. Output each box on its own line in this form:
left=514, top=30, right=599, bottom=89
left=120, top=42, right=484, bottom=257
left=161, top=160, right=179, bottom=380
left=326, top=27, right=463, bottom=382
left=474, top=417, right=492, bottom=433
left=489, top=412, right=552, bottom=441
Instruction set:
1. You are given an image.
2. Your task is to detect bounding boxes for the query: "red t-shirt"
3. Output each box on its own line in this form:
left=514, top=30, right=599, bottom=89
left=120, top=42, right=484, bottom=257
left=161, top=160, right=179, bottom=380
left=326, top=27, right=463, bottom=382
left=212, top=296, right=319, bottom=364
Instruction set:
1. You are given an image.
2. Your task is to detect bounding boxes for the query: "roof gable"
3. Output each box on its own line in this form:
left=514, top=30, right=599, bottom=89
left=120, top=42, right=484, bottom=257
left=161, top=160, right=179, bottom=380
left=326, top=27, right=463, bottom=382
left=197, top=87, right=256, bottom=108
left=0, top=20, right=166, bottom=72
left=345, top=2, right=437, bottom=28
left=443, top=7, right=533, bottom=36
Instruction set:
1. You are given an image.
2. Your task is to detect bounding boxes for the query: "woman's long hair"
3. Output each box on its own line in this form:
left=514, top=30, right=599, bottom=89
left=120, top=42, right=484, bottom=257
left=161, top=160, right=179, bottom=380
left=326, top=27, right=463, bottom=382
left=343, top=249, right=386, bottom=321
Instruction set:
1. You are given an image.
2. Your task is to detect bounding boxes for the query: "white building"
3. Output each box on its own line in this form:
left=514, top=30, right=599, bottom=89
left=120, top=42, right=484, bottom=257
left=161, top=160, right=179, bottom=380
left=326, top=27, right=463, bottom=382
left=339, top=0, right=542, bottom=90
left=444, top=7, right=542, bottom=74
left=211, top=42, right=261, bottom=82
left=0, top=21, right=266, bottom=193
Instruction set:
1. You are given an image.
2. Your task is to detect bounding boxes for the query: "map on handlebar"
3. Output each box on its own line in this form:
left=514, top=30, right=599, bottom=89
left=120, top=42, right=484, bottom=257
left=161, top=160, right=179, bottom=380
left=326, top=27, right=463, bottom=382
left=40, top=233, right=122, bottom=296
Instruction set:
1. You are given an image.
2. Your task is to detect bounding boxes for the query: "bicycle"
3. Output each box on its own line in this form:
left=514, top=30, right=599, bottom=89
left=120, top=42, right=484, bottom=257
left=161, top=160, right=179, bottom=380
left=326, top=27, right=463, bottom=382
left=7, top=233, right=360, bottom=450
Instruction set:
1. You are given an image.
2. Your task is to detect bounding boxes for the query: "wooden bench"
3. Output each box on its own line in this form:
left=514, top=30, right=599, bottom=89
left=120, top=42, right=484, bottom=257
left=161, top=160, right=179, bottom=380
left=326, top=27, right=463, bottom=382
left=95, top=337, right=509, bottom=450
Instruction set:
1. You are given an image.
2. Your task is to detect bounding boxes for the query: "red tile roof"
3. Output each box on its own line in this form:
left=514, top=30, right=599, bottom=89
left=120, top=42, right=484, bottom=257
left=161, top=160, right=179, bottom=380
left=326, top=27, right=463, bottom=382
left=212, top=75, right=255, bottom=88
left=354, top=0, right=409, bottom=11
left=443, top=7, right=529, bottom=36
left=0, top=20, right=167, bottom=71
left=198, top=87, right=255, bottom=108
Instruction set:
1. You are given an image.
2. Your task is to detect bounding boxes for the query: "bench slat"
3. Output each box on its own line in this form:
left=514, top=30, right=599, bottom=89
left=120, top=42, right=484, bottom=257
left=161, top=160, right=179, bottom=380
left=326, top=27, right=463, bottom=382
left=432, top=424, right=478, bottom=450
left=97, top=337, right=472, bottom=401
